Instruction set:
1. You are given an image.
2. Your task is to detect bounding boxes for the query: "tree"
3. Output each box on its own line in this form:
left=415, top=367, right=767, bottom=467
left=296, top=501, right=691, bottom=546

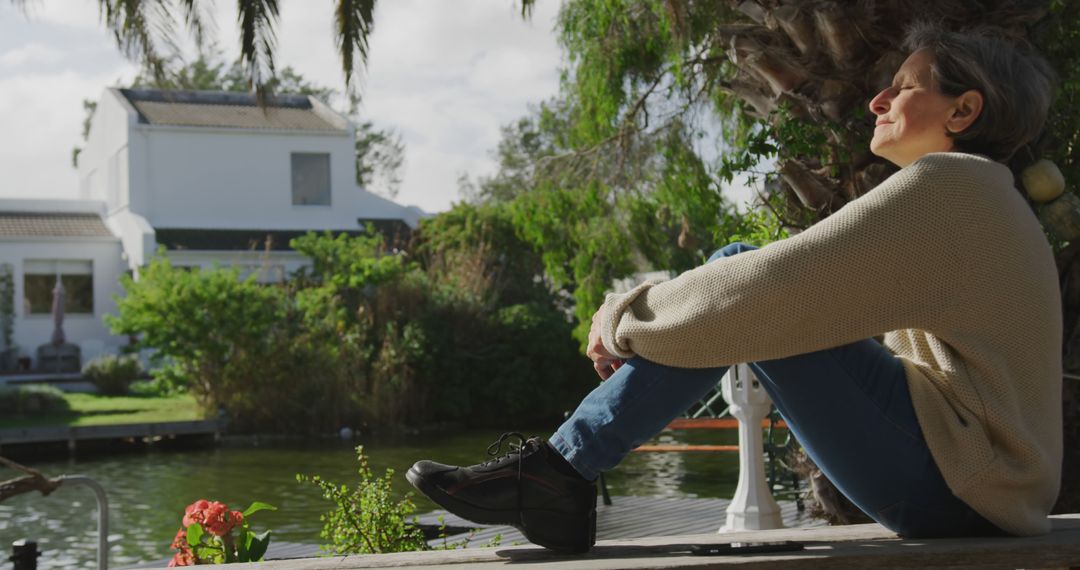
left=459, top=97, right=781, bottom=343
left=469, top=0, right=1080, bottom=519
left=72, top=50, right=405, bottom=199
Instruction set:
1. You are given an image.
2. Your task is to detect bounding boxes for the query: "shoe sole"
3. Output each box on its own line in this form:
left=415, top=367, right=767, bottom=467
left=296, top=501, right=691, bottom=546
left=406, top=465, right=596, bottom=554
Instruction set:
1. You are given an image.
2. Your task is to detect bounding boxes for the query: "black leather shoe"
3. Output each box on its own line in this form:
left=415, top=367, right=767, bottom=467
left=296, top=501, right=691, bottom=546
left=406, top=432, right=597, bottom=553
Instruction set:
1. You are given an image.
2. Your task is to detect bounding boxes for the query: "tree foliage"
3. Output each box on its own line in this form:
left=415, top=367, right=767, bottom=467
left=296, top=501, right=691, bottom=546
left=108, top=230, right=591, bottom=432
left=460, top=97, right=781, bottom=343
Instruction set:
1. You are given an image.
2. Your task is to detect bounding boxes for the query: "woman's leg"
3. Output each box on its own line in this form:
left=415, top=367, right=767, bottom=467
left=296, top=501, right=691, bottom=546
left=550, top=355, right=728, bottom=480
left=749, top=341, right=1002, bottom=537
left=551, top=242, right=1002, bottom=537
left=549, top=243, right=752, bottom=479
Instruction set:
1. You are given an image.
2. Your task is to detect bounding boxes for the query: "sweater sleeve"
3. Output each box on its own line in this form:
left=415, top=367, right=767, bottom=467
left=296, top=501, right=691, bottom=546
left=600, top=154, right=976, bottom=368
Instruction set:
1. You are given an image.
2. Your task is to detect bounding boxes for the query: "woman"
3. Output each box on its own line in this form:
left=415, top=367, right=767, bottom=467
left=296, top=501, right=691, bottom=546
left=407, top=25, right=1061, bottom=553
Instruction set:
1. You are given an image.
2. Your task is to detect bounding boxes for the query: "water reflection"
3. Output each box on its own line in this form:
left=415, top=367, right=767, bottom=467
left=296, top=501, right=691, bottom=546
left=0, top=428, right=783, bottom=569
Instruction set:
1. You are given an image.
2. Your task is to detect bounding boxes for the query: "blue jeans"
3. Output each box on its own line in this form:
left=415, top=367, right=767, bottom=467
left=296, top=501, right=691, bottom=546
left=550, top=242, right=1004, bottom=538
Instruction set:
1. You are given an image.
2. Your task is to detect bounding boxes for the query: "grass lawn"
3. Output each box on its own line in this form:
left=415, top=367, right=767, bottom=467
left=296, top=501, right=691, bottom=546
left=0, top=393, right=203, bottom=429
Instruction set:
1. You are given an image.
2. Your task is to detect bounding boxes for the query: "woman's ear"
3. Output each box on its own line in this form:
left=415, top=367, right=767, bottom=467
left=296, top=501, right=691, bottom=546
left=946, top=89, right=984, bottom=134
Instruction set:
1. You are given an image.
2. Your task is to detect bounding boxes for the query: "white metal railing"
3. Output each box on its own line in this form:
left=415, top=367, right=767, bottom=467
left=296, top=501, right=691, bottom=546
left=719, top=363, right=784, bottom=532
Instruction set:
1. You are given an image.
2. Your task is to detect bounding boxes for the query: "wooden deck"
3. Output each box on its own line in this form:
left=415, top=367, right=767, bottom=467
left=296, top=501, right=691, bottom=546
left=0, top=420, right=222, bottom=452
left=160, top=514, right=1080, bottom=569
left=419, top=495, right=819, bottom=549
left=181, top=496, right=817, bottom=565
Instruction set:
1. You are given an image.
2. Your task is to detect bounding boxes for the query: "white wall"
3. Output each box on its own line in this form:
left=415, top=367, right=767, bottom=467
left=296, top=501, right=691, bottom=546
left=77, top=89, right=134, bottom=213
left=0, top=236, right=128, bottom=366
left=134, top=124, right=410, bottom=231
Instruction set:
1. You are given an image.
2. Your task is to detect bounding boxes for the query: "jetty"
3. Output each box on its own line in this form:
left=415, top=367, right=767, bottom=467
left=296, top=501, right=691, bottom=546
left=0, top=420, right=221, bottom=454
left=146, top=513, right=1080, bottom=569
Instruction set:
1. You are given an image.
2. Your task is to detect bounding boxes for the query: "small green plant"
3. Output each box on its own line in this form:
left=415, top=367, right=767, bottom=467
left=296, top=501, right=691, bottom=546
left=0, top=385, right=70, bottom=415
left=167, top=499, right=276, bottom=566
left=82, top=354, right=143, bottom=396
left=297, top=446, right=427, bottom=554
left=128, top=376, right=179, bottom=397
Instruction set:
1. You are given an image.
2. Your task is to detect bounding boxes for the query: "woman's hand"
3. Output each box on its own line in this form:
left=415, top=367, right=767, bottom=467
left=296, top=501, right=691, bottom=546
left=587, top=307, right=623, bottom=380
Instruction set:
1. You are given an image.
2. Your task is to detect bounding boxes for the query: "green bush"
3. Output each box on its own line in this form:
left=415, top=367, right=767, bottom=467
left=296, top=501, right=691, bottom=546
left=0, top=384, right=70, bottom=415
left=107, top=224, right=593, bottom=434
left=82, top=354, right=143, bottom=396
left=297, top=446, right=427, bottom=555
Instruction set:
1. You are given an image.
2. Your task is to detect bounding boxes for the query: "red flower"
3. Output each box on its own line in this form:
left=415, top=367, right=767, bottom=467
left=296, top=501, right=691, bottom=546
left=181, top=499, right=244, bottom=537
left=181, top=499, right=211, bottom=527
left=170, top=528, right=188, bottom=550
left=167, top=549, right=194, bottom=567
left=170, top=498, right=260, bottom=564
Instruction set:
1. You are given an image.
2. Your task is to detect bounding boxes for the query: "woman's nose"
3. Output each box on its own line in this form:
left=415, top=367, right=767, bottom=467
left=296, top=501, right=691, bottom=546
left=868, top=88, right=892, bottom=116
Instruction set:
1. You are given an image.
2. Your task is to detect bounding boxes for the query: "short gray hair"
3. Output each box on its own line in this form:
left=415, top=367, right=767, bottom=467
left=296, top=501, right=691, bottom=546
left=904, top=23, right=1056, bottom=162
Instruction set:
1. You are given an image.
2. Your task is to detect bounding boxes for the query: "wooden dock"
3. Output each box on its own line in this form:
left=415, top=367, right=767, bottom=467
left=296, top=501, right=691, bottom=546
left=0, top=420, right=222, bottom=453
left=153, top=514, right=1080, bottom=569
left=173, top=496, right=817, bottom=565
left=419, top=495, right=820, bottom=549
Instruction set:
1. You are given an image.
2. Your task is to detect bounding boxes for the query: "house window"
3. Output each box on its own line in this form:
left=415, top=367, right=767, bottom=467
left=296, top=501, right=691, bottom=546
left=23, top=260, right=94, bottom=316
left=291, top=153, right=331, bottom=206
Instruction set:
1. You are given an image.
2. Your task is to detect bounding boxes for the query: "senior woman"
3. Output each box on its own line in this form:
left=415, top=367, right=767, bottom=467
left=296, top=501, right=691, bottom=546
left=407, top=25, right=1061, bottom=553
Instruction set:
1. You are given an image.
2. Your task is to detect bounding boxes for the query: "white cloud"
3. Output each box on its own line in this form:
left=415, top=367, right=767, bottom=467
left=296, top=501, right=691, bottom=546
left=0, top=65, right=135, bottom=199
left=12, top=0, right=103, bottom=31
left=0, top=42, right=64, bottom=67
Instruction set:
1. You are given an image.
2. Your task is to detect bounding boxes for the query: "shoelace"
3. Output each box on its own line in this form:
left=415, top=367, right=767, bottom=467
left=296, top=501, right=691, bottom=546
left=484, top=432, right=529, bottom=527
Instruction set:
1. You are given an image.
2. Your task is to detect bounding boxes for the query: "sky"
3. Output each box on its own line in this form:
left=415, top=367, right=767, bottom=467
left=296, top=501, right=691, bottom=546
left=0, top=0, right=564, bottom=213
left=0, top=0, right=755, bottom=214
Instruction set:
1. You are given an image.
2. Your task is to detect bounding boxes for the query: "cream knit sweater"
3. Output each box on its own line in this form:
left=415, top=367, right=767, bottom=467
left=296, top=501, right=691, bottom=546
left=600, top=152, right=1062, bottom=536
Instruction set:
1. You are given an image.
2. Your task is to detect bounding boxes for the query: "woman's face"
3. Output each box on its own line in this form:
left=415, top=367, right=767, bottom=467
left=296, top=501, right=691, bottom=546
left=868, top=48, right=959, bottom=167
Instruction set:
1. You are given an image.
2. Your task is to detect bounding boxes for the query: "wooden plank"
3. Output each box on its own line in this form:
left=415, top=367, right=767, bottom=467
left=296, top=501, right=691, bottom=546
left=0, top=420, right=220, bottom=445
left=633, top=444, right=739, bottom=452
left=666, top=418, right=788, bottom=430
left=198, top=514, right=1080, bottom=569
left=428, top=497, right=818, bottom=549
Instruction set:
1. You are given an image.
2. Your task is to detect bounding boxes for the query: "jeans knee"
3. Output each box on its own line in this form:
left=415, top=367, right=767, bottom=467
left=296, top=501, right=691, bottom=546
left=708, top=242, right=758, bottom=263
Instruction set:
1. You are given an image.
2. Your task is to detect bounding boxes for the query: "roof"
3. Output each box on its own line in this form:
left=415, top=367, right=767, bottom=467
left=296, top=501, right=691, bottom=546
left=0, top=212, right=114, bottom=238
left=154, top=222, right=413, bottom=251
left=118, top=89, right=346, bottom=132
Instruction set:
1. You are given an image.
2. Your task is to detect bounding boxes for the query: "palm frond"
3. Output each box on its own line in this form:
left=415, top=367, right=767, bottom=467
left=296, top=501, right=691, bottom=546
left=176, top=0, right=214, bottom=50
left=97, top=0, right=170, bottom=85
left=237, top=0, right=280, bottom=96
left=520, top=0, right=535, bottom=19
left=334, top=0, right=376, bottom=90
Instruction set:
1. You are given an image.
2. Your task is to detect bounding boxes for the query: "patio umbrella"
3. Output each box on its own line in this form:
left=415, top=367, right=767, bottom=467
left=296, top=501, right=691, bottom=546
left=50, top=279, right=66, bottom=347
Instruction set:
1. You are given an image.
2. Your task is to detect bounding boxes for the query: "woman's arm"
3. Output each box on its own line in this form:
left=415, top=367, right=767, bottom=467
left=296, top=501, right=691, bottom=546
left=600, top=154, right=998, bottom=368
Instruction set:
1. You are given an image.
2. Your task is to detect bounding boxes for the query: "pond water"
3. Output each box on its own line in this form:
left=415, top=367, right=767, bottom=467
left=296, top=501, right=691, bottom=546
left=0, top=428, right=796, bottom=569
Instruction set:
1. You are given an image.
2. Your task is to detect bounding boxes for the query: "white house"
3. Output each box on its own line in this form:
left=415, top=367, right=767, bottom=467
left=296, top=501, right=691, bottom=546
left=0, top=88, right=423, bottom=370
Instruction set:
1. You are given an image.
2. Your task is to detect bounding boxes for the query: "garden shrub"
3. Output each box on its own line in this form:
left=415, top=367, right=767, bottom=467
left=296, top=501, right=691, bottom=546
left=82, top=354, right=143, bottom=395
left=297, top=446, right=427, bottom=555
left=0, top=384, right=70, bottom=415
left=109, top=220, right=593, bottom=434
